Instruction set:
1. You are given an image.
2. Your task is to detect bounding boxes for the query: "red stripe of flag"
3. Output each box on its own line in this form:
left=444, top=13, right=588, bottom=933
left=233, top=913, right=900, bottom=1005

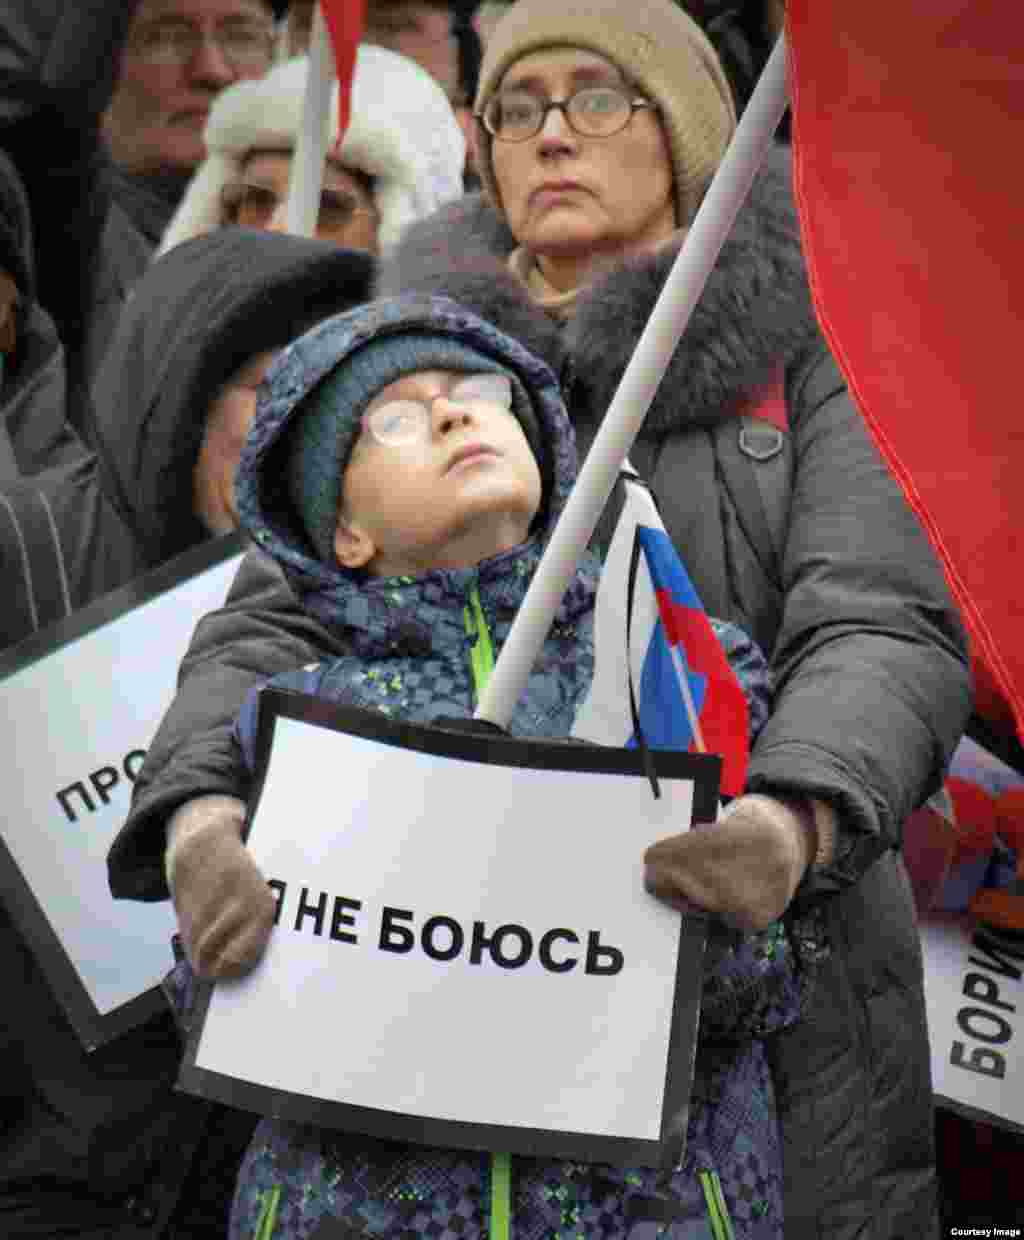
left=318, top=0, right=366, bottom=140
left=653, top=590, right=750, bottom=797
left=787, top=1, right=1024, bottom=744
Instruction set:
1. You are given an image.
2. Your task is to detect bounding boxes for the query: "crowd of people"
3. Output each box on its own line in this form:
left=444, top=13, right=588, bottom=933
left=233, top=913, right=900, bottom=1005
left=0, top=0, right=1006, bottom=1237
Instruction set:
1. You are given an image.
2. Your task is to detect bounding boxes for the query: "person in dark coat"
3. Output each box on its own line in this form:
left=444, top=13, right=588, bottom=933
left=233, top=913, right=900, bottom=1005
left=0, top=227, right=373, bottom=1238
left=0, top=227, right=374, bottom=650
left=0, top=0, right=281, bottom=416
left=108, top=2, right=971, bottom=1236
left=0, top=150, right=87, bottom=481
left=1, top=2, right=134, bottom=431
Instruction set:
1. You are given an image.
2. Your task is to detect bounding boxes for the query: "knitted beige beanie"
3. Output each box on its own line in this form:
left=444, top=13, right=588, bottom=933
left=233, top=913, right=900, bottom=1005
left=474, top=0, right=737, bottom=227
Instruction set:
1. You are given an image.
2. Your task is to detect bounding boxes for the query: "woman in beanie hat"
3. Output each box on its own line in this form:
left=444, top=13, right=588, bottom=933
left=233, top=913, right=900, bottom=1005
left=109, top=1, right=970, bottom=1236
left=472, top=0, right=737, bottom=294
left=157, top=43, right=466, bottom=257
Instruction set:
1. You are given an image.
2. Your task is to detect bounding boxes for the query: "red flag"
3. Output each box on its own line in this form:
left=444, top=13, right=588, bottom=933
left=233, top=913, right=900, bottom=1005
left=786, top=1, right=1024, bottom=744
left=318, top=0, right=366, bottom=139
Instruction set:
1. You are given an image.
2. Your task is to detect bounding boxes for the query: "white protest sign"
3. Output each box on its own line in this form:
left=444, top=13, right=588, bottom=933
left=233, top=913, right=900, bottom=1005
left=0, top=535, right=245, bottom=1048
left=182, top=692, right=720, bottom=1166
left=922, top=911, right=1024, bottom=1133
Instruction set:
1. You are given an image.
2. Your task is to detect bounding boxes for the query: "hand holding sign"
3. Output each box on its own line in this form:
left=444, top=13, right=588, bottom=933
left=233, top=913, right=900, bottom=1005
left=180, top=694, right=722, bottom=1167
left=167, top=794, right=276, bottom=979
left=644, top=794, right=833, bottom=932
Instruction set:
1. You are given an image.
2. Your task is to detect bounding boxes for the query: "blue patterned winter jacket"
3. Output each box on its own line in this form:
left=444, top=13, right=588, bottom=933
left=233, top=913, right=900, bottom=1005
left=210, top=296, right=802, bottom=1240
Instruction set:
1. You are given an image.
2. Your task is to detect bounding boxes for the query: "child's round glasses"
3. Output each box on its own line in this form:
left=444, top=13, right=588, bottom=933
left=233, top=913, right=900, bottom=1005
left=363, top=374, right=514, bottom=448
left=477, top=86, right=656, bottom=143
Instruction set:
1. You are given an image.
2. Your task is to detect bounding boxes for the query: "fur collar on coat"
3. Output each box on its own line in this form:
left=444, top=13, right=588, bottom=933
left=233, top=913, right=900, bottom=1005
left=376, top=144, right=821, bottom=437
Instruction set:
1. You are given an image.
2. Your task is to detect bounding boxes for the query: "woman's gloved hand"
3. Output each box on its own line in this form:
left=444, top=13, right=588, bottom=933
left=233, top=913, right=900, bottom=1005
left=643, top=793, right=836, bottom=931
left=165, top=795, right=277, bottom=979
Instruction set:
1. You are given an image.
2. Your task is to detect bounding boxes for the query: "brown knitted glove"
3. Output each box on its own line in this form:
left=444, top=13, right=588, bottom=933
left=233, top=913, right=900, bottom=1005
left=643, top=793, right=836, bottom=931
left=165, top=795, right=277, bottom=979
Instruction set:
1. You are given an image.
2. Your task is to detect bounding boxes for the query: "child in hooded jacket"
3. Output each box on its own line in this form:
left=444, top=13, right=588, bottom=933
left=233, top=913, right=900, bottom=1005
left=170, top=294, right=809, bottom=1240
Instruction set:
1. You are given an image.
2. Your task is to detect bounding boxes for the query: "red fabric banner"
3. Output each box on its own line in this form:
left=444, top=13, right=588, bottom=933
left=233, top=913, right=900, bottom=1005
left=786, top=1, right=1024, bottom=744
left=318, top=0, right=366, bottom=139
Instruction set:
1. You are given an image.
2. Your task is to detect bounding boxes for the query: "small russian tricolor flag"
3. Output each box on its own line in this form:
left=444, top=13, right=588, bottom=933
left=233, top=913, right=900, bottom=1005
left=572, top=469, right=750, bottom=796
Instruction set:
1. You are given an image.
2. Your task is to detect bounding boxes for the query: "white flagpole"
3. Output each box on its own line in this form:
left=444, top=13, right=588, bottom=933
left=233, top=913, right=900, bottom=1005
left=669, top=644, right=707, bottom=753
left=475, top=35, right=791, bottom=729
left=285, top=2, right=336, bottom=237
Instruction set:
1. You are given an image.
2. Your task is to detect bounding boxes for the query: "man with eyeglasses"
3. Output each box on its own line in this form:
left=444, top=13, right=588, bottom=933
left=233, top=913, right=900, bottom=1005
left=81, top=1, right=279, bottom=394
left=103, top=0, right=278, bottom=184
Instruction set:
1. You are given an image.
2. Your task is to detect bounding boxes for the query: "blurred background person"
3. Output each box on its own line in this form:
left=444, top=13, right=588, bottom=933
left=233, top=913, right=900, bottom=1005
left=363, top=0, right=484, bottom=183
left=102, top=0, right=280, bottom=184
left=0, top=151, right=86, bottom=481
left=286, top=0, right=483, bottom=183
left=286, top=0, right=478, bottom=107
left=88, top=0, right=282, bottom=389
left=157, top=43, right=465, bottom=256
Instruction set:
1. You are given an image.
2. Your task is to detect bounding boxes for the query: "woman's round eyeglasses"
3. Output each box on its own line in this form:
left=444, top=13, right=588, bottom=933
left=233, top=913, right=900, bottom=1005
left=362, top=374, right=514, bottom=448
left=477, top=86, right=656, bottom=143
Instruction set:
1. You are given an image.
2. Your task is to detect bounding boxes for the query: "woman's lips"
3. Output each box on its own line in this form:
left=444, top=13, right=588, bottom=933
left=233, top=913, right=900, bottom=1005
left=530, top=181, right=586, bottom=205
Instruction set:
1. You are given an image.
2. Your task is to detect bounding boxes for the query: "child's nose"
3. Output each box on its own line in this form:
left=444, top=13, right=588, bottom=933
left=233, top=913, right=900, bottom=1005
left=432, top=396, right=475, bottom=435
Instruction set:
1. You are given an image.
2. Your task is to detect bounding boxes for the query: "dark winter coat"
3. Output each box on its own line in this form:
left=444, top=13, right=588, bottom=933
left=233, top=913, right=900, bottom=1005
left=0, top=229, right=374, bottom=652
left=0, top=149, right=86, bottom=480
left=0, top=2, right=227, bottom=414
left=82, top=164, right=193, bottom=391
left=0, top=0, right=145, bottom=424
left=0, top=231, right=373, bottom=1238
left=109, top=146, right=971, bottom=1238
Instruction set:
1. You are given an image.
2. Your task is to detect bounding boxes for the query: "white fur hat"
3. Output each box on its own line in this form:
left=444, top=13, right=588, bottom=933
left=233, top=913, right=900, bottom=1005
left=157, top=45, right=466, bottom=257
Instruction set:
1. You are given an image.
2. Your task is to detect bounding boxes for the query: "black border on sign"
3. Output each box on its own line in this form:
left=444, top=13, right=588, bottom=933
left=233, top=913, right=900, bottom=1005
left=244, top=688, right=722, bottom=828
left=0, top=831, right=166, bottom=1051
left=934, top=1094, right=1024, bottom=1138
left=179, top=689, right=720, bottom=1167
left=0, top=532, right=247, bottom=1050
left=923, top=910, right=1024, bottom=1137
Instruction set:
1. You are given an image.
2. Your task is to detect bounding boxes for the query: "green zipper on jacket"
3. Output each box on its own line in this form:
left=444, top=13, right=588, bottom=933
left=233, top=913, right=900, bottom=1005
left=253, top=1183, right=280, bottom=1240
left=463, top=584, right=510, bottom=1240
left=463, top=582, right=495, bottom=705
left=698, top=1169, right=736, bottom=1240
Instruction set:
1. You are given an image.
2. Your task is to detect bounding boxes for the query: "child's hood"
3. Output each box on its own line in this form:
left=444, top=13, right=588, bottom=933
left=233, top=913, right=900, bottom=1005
left=235, top=294, right=586, bottom=623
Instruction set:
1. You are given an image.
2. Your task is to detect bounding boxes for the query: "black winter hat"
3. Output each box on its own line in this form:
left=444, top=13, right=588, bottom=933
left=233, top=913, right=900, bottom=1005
left=89, top=228, right=376, bottom=567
